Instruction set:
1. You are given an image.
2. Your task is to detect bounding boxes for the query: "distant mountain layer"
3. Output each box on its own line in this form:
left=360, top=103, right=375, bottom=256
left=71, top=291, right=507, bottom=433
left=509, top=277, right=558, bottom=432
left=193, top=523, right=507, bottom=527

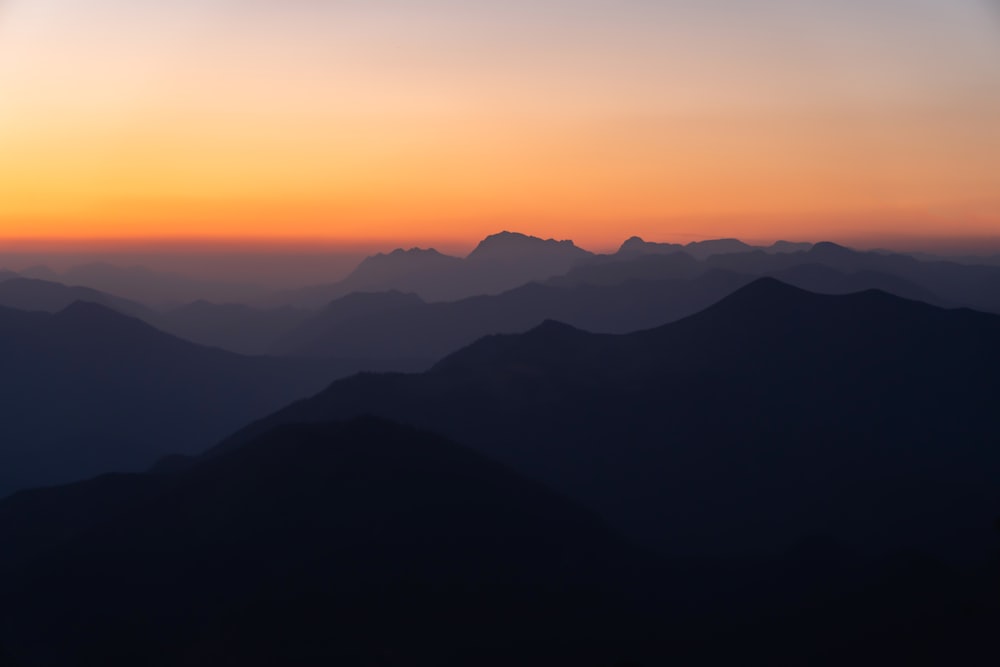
left=152, top=300, right=316, bottom=356
left=274, top=258, right=953, bottom=361
left=266, top=231, right=594, bottom=306
left=273, top=272, right=753, bottom=360
left=0, top=277, right=152, bottom=317
left=4, top=263, right=268, bottom=306
left=220, top=279, right=1000, bottom=561
left=0, top=302, right=409, bottom=496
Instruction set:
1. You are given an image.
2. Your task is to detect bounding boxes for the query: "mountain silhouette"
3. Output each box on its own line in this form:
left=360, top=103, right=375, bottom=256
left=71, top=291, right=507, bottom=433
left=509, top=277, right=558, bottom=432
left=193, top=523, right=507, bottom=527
left=152, top=300, right=314, bottom=355
left=0, top=277, right=151, bottom=318
left=217, top=279, right=1000, bottom=561
left=267, top=231, right=594, bottom=306
left=59, top=262, right=266, bottom=306
left=613, top=237, right=810, bottom=260
left=0, top=302, right=409, bottom=496
left=272, top=271, right=752, bottom=360
left=0, top=418, right=647, bottom=666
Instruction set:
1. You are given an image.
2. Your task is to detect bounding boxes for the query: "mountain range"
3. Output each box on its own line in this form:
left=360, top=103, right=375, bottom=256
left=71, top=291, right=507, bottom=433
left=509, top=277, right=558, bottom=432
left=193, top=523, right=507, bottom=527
left=0, top=280, right=997, bottom=665
left=0, top=301, right=412, bottom=496
left=264, top=231, right=595, bottom=306
left=218, top=279, right=1000, bottom=561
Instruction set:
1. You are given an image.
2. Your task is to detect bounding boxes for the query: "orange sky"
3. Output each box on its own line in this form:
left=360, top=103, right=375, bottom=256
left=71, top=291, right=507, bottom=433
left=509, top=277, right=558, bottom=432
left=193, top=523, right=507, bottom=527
left=1, top=1, right=998, bottom=251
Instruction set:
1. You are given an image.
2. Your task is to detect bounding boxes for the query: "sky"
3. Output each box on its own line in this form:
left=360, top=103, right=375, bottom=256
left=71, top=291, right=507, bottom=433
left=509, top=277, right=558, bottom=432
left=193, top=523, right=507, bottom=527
left=1, top=0, right=998, bottom=252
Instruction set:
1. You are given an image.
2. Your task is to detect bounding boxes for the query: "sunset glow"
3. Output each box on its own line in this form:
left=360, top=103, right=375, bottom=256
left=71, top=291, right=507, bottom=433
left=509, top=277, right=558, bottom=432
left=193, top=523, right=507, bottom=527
left=2, top=1, right=998, bottom=250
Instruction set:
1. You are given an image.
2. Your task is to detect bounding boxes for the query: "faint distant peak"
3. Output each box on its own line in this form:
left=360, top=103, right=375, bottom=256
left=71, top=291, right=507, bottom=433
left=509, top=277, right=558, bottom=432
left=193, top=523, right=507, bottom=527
left=708, top=276, right=814, bottom=312
left=17, top=265, right=60, bottom=281
left=767, top=240, right=813, bottom=254
left=617, top=236, right=684, bottom=255
left=528, top=318, right=585, bottom=337
left=379, top=247, right=449, bottom=259
left=808, top=241, right=855, bottom=257
left=53, top=299, right=127, bottom=321
left=467, top=231, right=591, bottom=260
left=358, top=247, right=461, bottom=267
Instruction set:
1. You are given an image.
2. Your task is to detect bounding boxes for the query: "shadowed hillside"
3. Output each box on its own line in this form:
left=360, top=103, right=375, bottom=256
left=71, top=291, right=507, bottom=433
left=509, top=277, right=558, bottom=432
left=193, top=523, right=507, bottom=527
left=219, top=279, right=1000, bottom=561
left=0, top=302, right=413, bottom=496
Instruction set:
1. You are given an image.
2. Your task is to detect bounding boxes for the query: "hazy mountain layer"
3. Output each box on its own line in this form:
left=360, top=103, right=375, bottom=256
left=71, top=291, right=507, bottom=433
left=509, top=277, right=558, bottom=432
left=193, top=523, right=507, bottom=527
left=0, top=302, right=412, bottom=496
left=218, top=279, right=1000, bottom=561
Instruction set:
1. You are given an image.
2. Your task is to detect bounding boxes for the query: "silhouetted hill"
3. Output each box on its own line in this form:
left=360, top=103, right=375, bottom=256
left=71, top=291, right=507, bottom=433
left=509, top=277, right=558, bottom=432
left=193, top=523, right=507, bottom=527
left=0, top=277, right=151, bottom=317
left=15, top=265, right=60, bottom=281
left=0, top=418, right=648, bottom=666
left=613, top=236, right=810, bottom=261
left=60, top=262, right=266, bottom=306
left=152, top=300, right=314, bottom=355
left=0, top=302, right=408, bottom=496
left=704, top=243, right=1000, bottom=312
left=683, top=238, right=756, bottom=259
left=218, top=279, right=1000, bottom=562
left=554, top=242, right=997, bottom=313
left=616, top=236, right=684, bottom=256
left=549, top=252, right=705, bottom=286
left=273, top=272, right=751, bottom=360
left=0, top=269, right=17, bottom=282
left=768, top=264, right=951, bottom=306
left=266, top=231, right=594, bottom=305
left=766, top=240, right=814, bottom=253
left=467, top=230, right=591, bottom=264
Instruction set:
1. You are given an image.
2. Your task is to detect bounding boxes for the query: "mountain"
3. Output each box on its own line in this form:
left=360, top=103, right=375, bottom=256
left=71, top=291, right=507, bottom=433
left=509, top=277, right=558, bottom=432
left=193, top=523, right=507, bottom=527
left=704, top=242, right=1000, bottom=312
left=152, top=300, right=315, bottom=355
left=0, top=277, right=151, bottom=317
left=266, top=232, right=594, bottom=306
left=613, top=236, right=807, bottom=261
left=765, top=240, right=814, bottom=253
left=767, top=264, right=951, bottom=306
left=59, top=262, right=266, bottom=306
left=0, top=302, right=406, bottom=496
left=683, top=238, right=756, bottom=259
left=273, top=271, right=752, bottom=360
left=0, top=418, right=648, bottom=666
left=467, top=230, right=591, bottom=264
left=14, top=265, right=60, bottom=281
left=218, top=279, right=1000, bottom=562
left=556, top=242, right=998, bottom=314
left=549, top=251, right=705, bottom=286
left=0, top=269, right=18, bottom=282
left=616, top=236, right=685, bottom=257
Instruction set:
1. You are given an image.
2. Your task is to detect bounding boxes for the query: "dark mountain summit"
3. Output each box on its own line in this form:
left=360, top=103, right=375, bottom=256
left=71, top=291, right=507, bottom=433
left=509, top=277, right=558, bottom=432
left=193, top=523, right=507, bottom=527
left=0, top=418, right=645, bottom=666
left=0, top=302, right=403, bottom=496
left=217, top=279, right=1000, bottom=561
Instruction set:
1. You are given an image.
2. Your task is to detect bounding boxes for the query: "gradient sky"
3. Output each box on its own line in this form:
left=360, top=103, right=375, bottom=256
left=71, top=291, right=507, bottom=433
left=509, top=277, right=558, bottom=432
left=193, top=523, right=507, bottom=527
left=1, top=0, right=998, bottom=250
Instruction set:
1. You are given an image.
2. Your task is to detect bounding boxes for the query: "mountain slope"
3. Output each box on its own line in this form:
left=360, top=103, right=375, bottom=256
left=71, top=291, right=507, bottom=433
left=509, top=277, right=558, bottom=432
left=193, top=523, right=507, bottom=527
left=0, top=277, right=151, bottom=317
left=0, top=302, right=400, bottom=496
left=0, top=418, right=644, bottom=667
left=273, top=271, right=751, bottom=360
left=217, top=279, right=1000, bottom=560
left=152, top=300, right=315, bottom=355
left=267, top=231, right=594, bottom=306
